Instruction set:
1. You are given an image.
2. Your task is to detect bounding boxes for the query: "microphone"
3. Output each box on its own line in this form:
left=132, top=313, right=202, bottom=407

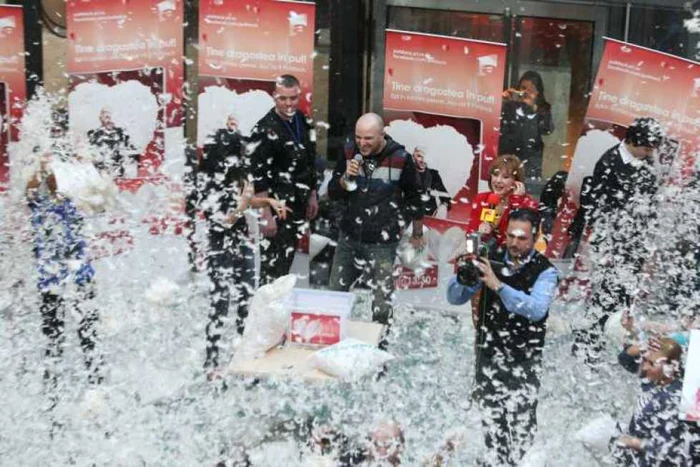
left=480, top=193, right=501, bottom=224
left=344, top=154, right=363, bottom=192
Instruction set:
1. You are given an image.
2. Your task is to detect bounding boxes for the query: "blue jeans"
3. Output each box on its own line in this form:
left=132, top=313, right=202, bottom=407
left=328, top=233, right=398, bottom=329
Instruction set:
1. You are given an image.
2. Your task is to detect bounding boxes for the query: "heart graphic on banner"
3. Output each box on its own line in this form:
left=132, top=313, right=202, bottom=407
left=69, top=80, right=159, bottom=155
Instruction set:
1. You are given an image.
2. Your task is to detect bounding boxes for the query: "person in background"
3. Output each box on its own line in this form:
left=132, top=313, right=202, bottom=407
left=412, top=147, right=451, bottom=217
left=251, top=74, right=319, bottom=285
left=467, top=154, right=538, bottom=249
left=87, top=107, right=138, bottom=178
left=538, top=170, right=568, bottom=239
left=499, top=71, right=554, bottom=195
left=612, top=338, right=690, bottom=465
left=200, top=114, right=289, bottom=374
left=26, top=154, right=104, bottom=399
left=571, top=117, right=664, bottom=365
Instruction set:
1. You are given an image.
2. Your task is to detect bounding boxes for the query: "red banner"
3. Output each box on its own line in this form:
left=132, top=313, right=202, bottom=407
left=0, top=5, right=25, bottom=187
left=382, top=30, right=506, bottom=294
left=198, top=0, right=315, bottom=124
left=66, top=0, right=184, bottom=182
left=549, top=38, right=700, bottom=258
left=383, top=29, right=507, bottom=222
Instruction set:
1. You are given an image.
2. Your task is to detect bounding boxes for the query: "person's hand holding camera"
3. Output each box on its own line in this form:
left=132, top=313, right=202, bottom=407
left=478, top=222, right=494, bottom=237
left=520, top=90, right=538, bottom=110
left=502, top=88, right=519, bottom=99
left=475, top=257, right=503, bottom=292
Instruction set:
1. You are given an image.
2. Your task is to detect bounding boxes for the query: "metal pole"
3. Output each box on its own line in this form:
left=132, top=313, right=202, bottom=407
left=624, top=2, right=631, bottom=42
left=9, top=0, right=43, bottom=100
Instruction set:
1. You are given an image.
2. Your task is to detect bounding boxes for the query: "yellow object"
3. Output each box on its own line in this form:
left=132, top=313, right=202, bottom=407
left=480, top=208, right=498, bottom=224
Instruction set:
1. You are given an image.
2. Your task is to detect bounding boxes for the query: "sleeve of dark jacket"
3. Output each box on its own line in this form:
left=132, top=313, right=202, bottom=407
left=304, top=116, right=318, bottom=193
left=251, top=122, right=273, bottom=194
left=585, top=151, right=613, bottom=226
left=328, top=153, right=348, bottom=201
left=400, top=152, right=425, bottom=221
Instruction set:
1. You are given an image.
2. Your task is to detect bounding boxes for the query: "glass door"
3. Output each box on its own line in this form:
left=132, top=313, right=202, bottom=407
left=509, top=16, right=594, bottom=195
left=380, top=1, right=606, bottom=197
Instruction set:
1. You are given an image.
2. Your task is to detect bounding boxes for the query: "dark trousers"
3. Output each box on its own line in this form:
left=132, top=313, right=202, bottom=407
left=475, top=352, right=542, bottom=466
left=573, top=267, right=632, bottom=364
left=328, top=233, right=398, bottom=348
left=40, top=282, right=102, bottom=386
left=259, top=214, right=306, bottom=286
left=205, top=227, right=254, bottom=368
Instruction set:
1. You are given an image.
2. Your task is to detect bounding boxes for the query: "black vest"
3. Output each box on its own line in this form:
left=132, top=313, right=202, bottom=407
left=477, top=247, right=554, bottom=363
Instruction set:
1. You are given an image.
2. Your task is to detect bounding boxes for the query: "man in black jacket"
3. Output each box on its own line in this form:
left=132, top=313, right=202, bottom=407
left=413, top=147, right=451, bottom=217
left=88, top=108, right=137, bottom=178
left=251, top=75, right=318, bottom=285
left=327, top=113, right=424, bottom=341
left=200, top=115, right=255, bottom=371
left=571, top=117, right=664, bottom=364
left=447, top=209, right=558, bottom=466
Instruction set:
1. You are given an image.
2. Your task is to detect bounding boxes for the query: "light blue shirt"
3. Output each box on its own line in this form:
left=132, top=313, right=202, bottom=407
left=446, top=250, right=558, bottom=322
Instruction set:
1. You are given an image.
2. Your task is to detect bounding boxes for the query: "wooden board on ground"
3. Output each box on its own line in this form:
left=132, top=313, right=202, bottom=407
left=228, top=321, right=384, bottom=382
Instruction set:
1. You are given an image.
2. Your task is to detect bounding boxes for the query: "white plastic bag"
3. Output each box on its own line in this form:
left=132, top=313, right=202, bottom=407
left=397, top=225, right=431, bottom=272
left=231, top=274, right=297, bottom=363
left=311, top=338, right=394, bottom=380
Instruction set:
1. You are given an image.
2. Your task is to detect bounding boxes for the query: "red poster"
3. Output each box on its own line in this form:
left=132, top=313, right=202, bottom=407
left=383, top=30, right=507, bottom=222
left=0, top=5, right=25, bottom=188
left=549, top=38, right=700, bottom=259
left=66, top=0, right=184, bottom=183
left=382, top=30, right=506, bottom=292
left=198, top=0, right=315, bottom=131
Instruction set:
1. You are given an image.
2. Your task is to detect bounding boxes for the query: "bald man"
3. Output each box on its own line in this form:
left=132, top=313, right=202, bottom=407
left=327, top=113, right=425, bottom=348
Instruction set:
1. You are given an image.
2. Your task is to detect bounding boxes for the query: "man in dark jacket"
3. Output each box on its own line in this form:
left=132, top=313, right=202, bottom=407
left=88, top=108, right=137, bottom=178
left=572, top=117, right=664, bottom=364
left=613, top=338, right=690, bottom=466
left=447, top=209, right=558, bottom=466
left=413, top=147, right=451, bottom=217
left=251, top=74, right=318, bottom=285
left=200, top=115, right=254, bottom=370
left=327, top=113, right=424, bottom=342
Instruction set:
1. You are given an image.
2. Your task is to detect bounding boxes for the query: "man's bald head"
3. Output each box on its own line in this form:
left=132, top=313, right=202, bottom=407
left=355, top=113, right=387, bottom=156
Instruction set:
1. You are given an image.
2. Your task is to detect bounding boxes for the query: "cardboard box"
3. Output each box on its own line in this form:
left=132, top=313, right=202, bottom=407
left=286, top=288, right=354, bottom=347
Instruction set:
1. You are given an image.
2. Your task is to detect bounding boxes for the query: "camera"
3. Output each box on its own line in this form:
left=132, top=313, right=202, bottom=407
left=510, top=90, right=527, bottom=101
left=455, top=234, right=488, bottom=287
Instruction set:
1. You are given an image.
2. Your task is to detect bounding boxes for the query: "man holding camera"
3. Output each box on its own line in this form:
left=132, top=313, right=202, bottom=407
left=447, top=209, right=558, bottom=466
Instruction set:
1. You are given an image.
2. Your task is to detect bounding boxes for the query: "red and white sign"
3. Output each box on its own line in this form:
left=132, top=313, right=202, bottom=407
left=548, top=38, right=700, bottom=259
left=198, top=0, right=315, bottom=115
left=383, top=29, right=507, bottom=218
left=289, top=312, right=343, bottom=347
left=382, top=30, right=506, bottom=293
left=0, top=5, right=25, bottom=188
left=66, top=0, right=184, bottom=182
left=681, top=330, right=700, bottom=422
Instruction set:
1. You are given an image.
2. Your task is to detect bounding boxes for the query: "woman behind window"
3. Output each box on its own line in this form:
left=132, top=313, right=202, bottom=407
left=499, top=70, right=554, bottom=195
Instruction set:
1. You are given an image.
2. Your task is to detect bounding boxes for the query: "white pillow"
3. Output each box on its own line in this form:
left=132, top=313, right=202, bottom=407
left=311, top=338, right=394, bottom=380
left=231, top=275, right=297, bottom=362
left=574, top=414, right=619, bottom=454
left=51, top=160, right=118, bottom=213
